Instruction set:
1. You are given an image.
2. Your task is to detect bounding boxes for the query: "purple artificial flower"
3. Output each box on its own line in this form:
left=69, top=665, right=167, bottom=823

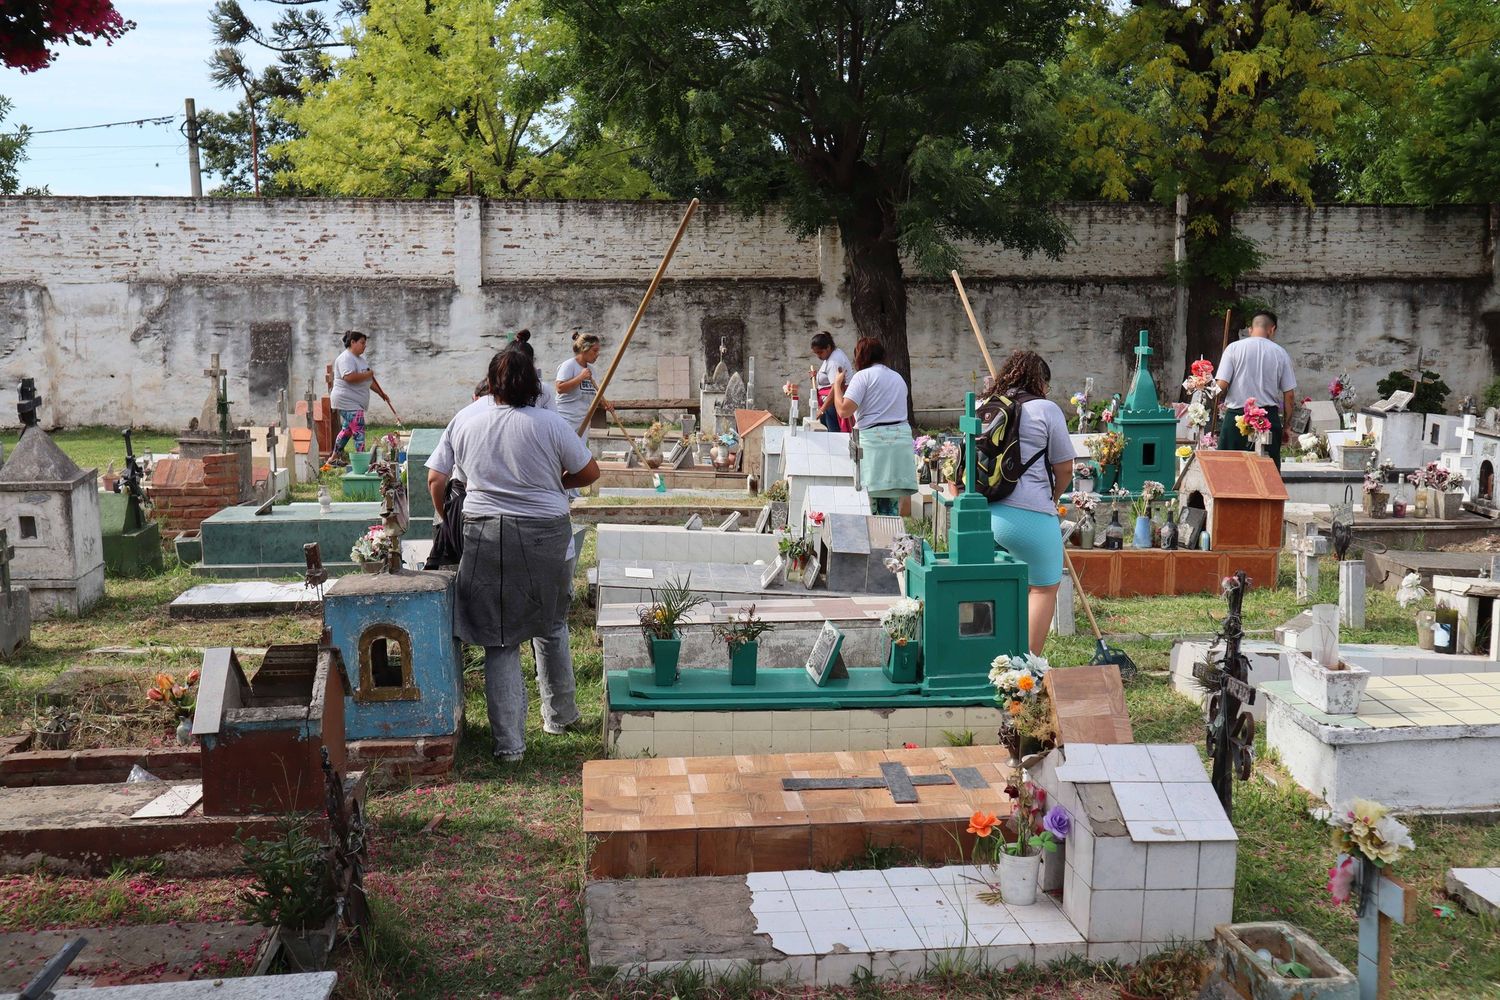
left=1042, top=804, right=1071, bottom=841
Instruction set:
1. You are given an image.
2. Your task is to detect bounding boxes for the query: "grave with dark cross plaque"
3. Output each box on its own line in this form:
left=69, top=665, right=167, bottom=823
left=0, top=528, right=32, bottom=657
left=177, top=352, right=255, bottom=504
left=0, top=379, right=105, bottom=618
left=1194, top=570, right=1258, bottom=818
left=98, top=427, right=165, bottom=577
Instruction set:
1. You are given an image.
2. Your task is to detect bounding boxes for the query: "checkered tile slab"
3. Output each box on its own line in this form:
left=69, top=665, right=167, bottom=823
left=584, top=747, right=1014, bottom=879
left=1266, top=674, right=1500, bottom=729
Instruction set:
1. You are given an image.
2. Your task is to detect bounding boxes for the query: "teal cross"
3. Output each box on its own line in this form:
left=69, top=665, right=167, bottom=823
left=959, top=391, right=981, bottom=493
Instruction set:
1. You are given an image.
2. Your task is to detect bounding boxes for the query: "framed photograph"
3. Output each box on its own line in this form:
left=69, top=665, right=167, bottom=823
left=759, top=557, right=784, bottom=590
left=754, top=504, right=772, bottom=534
left=802, top=549, right=821, bottom=590
left=805, top=621, right=846, bottom=687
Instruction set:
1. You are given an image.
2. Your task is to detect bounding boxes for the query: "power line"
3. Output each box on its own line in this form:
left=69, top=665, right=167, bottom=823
left=7, top=115, right=177, bottom=138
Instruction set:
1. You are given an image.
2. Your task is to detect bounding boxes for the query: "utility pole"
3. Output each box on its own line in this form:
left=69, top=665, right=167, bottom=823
left=184, top=98, right=204, bottom=198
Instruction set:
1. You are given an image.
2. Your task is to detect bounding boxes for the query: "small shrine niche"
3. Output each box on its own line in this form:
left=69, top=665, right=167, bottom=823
left=357, top=622, right=419, bottom=702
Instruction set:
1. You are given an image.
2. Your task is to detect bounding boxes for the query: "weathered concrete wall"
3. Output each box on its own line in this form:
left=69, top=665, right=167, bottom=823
left=0, top=197, right=1494, bottom=429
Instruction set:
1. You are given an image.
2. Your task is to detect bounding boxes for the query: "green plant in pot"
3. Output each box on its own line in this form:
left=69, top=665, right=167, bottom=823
left=712, top=604, right=774, bottom=686
left=32, top=707, right=81, bottom=751
left=878, top=597, right=922, bottom=683
left=776, top=529, right=813, bottom=572
left=240, top=816, right=338, bottom=972
left=638, top=575, right=706, bottom=686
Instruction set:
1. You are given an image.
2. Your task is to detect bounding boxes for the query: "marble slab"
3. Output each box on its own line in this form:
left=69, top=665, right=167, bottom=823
left=169, top=582, right=323, bottom=619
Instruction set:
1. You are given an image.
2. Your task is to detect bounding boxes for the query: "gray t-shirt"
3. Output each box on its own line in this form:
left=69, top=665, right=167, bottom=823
left=426, top=398, right=593, bottom=519
left=554, top=357, right=596, bottom=428
left=330, top=349, right=371, bottom=411
left=1219, top=336, right=1296, bottom=410
left=843, top=364, right=908, bottom=428
left=816, top=348, right=853, bottom=388
left=1002, top=397, right=1077, bottom=515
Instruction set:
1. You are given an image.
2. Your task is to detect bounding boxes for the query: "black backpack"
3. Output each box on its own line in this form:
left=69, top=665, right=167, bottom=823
left=962, top=390, right=1050, bottom=503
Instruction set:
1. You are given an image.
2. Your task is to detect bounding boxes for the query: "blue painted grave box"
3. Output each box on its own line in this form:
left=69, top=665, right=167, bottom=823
left=322, top=569, right=463, bottom=742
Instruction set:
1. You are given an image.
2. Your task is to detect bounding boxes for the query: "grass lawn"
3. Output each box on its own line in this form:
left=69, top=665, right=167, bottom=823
left=0, top=432, right=1496, bottom=998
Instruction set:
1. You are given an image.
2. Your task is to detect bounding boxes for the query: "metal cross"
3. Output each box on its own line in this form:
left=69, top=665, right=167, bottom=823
left=303, top=542, right=328, bottom=597
left=266, top=423, right=280, bottom=478
left=781, top=762, right=989, bottom=804
left=16, top=377, right=42, bottom=429
left=1196, top=570, right=1257, bottom=818
left=119, top=428, right=146, bottom=531
left=1357, top=863, right=1415, bottom=999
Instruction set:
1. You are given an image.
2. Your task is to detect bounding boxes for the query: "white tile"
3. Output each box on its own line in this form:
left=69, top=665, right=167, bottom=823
left=1087, top=888, right=1144, bottom=942
left=747, top=871, right=788, bottom=892
left=750, top=890, right=797, bottom=913
left=1127, top=820, right=1187, bottom=843
left=912, top=924, right=969, bottom=949
left=1167, top=782, right=1229, bottom=822
left=833, top=869, right=889, bottom=889
left=1193, top=888, right=1234, bottom=939
left=794, top=888, right=850, bottom=911
left=1178, top=819, right=1239, bottom=842
left=980, top=943, right=1034, bottom=971
left=1063, top=743, right=1103, bottom=769
left=1025, top=920, right=1087, bottom=946
left=903, top=903, right=962, bottom=927
left=869, top=948, right=926, bottom=980
left=1114, top=781, right=1174, bottom=822
left=806, top=910, right=859, bottom=932
left=1148, top=745, right=1209, bottom=782
left=1033, top=941, right=1088, bottom=966
left=1197, top=843, right=1238, bottom=890
left=852, top=906, right=912, bottom=930
left=1141, top=889, right=1197, bottom=941
left=1091, top=836, right=1147, bottom=890
left=1069, top=824, right=1095, bottom=886
left=808, top=927, right=869, bottom=954
left=755, top=909, right=807, bottom=934
left=889, top=883, right=951, bottom=905
left=1087, top=942, right=1140, bottom=965
left=784, top=870, right=839, bottom=889
left=1063, top=873, right=1091, bottom=931
left=1101, top=745, right=1158, bottom=782
left=842, top=886, right=900, bottom=908
left=772, top=931, right=816, bottom=955
left=967, top=923, right=1030, bottom=948
left=882, top=867, right=936, bottom=887
left=813, top=951, right=872, bottom=986
left=1145, top=843, right=1201, bottom=890
left=756, top=955, right=816, bottom=985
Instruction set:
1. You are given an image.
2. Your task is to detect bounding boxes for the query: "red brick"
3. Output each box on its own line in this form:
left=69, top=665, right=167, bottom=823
left=421, top=736, right=459, bottom=760
left=0, top=733, right=33, bottom=757
left=351, top=739, right=418, bottom=759
left=73, top=748, right=140, bottom=770
left=0, top=750, right=75, bottom=774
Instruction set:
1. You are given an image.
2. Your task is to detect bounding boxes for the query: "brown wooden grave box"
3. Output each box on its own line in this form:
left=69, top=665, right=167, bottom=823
left=1178, top=451, right=1288, bottom=551
left=193, top=643, right=349, bottom=816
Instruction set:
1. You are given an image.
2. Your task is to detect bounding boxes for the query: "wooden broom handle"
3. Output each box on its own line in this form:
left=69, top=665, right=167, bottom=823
left=951, top=271, right=998, bottom=381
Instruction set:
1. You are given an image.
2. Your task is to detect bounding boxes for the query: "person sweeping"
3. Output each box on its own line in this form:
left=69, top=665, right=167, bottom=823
left=829, top=337, right=918, bottom=516
left=328, top=330, right=394, bottom=467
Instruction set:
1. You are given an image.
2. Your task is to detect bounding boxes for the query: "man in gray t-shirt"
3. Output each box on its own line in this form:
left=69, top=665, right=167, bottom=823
left=1214, top=310, right=1296, bottom=468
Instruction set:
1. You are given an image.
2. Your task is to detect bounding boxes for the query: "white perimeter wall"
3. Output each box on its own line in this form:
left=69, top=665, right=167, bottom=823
left=1, top=197, right=1496, bottom=428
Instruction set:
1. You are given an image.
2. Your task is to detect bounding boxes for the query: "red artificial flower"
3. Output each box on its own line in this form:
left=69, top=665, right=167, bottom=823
left=1191, top=359, right=1214, bottom=380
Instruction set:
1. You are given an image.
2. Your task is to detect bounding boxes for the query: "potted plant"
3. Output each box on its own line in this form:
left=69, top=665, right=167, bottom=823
left=1363, top=466, right=1388, bottom=519
left=878, top=597, right=923, bottom=683
left=638, top=575, right=706, bottom=686
left=967, top=775, right=1068, bottom=907
left=147, top=668, right=201, bottom=744
left=32, top=707, right=81, bottom=751
left=1130, top=480, right=1165, bottom=548
left=765, top=479, right=790, bottom=529
left=712, top=604, right=774, bottom=685
left=1069, top=491, right=1099, bottom=549
left=641, top=421, right=666, bottom=468
left=1087, top=431, right=1124, bottom=492
left=240, top=817, right=338, bottom=972
left=1116, top=944, right=1212, bottom=1000
left=350, top=524, right=396, bottom=573
left=988, top=652, right=1053, bottom=760
left=776, top=529, right=813, bottom=574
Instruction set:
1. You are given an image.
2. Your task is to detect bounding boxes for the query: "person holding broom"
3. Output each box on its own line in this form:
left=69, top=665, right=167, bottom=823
left=328, top=330, right=394, bottom=467
left=829, top=337, right=918, bottom=516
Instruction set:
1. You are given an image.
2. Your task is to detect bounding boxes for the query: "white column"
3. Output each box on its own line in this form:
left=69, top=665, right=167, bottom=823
left=1339, top=560, right=1366, bottom=630
left=1052, top=573, right=1076, bottom=637
left=452, top=196, right=482, bottom=294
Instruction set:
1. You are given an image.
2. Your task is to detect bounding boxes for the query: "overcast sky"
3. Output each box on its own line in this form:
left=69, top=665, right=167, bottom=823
left=3, top=0, right=276, bottom=196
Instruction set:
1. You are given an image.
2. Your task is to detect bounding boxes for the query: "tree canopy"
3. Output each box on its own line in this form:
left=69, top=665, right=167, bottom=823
left=0, top=96, right=28, bottom=194
left=547, top=0, right=1078, bottom=400
left=278, top=0, right=654, bottom=199
left=0, top=0, right=132, bottom=72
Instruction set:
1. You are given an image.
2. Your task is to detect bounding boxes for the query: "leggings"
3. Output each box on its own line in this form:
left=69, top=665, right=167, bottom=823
left=334, top=408, right=366, bottom=453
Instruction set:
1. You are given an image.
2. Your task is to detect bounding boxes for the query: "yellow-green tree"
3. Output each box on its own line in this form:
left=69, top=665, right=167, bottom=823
left=278, top=0, right=654, bottom=198
left=1065, top=0, right=1497, bottom=372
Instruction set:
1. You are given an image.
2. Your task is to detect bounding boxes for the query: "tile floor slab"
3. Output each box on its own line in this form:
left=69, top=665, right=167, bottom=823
left=904, top=904, right=963, bottom=928
left=967, top=923, right=1031, bottom=948
left=747, top=871, right=788, bottom=892
left=751, top=890, right=797, bottom=912
left=808, top=928, right=869, bottom=955
left=794, top=888, right=852, bottom=911
left=833, top=869, right=889, bottom=889
left=772, top=932, right=815, bottom=955
left=1101, top=745, right=1158, bottom=782
left=840, top=886, right=900, bottom=909
left=755, top=909, right=808, bottom=935
left=784, top=870, right=839, bottom=889
left=852, top=907, right=914, bottom=930
left=1114, top=782, right=1174, bottom=822
left=882, top=868, right=936, bottom=887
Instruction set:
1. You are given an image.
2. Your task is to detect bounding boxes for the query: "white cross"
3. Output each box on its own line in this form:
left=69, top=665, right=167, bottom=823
left=1358, top=866, right=1415, bottom=1000
left=1290, top=523, right=1328, bottom=601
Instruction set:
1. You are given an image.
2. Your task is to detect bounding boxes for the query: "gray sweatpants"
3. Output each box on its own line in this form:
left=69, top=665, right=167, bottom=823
left=483, top=616, right=579, bottom=757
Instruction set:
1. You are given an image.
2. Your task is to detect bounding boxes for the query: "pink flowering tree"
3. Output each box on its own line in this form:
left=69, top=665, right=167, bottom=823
left=2, top=0, right=134, bottom=72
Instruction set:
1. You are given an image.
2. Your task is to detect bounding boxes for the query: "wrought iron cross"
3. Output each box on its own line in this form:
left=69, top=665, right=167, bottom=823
left=1196, top=570, right=1257, bottom=818
left=16, top=377, right=42, bottom=429
left=203, top=353, right=230, bottom=450
left=265, top=423, right=280, bottom=478
left=119, top=428, right=147, bottom=531
left=782, top=762, right=989, bottom=804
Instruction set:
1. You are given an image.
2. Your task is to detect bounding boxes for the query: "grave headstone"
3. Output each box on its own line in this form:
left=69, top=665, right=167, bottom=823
left=0, top=528, right=31, bottom=658
left=753, top=504, right=771, bottom=534
left=1306, top=400, right=1344, bottom=434
left=1052, top=572, right=1076, bottom=637
left=718, top=511, right=742, bottom=532
left=804, top=620, right=846, bottom=685
left=1291, top=524, right=1328, bottom=601
left=684, top=513, right=703, bottom=531
left=758, top=557, right=784, bottom=590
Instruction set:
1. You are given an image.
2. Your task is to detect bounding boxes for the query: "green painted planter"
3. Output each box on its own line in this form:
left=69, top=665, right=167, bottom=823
left=349, top=451, right=372, bottom=475
left=729, top=640, right=758, bottom=686
left=884, top=640, right=920, bottom=683
left=649, top=634, right=682, bottom=686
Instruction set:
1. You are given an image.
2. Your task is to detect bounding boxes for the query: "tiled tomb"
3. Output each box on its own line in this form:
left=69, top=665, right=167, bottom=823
left=583, top=742, right=1238, bottom=984
left=1265, top=674, right=1500, bottom=812
left=1445, top=867, right=1500, bottom=918
left=784, top=432, right=857, bottom=520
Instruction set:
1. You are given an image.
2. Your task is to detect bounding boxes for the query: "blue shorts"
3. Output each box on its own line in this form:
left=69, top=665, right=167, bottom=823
left=989, top=503, right=1064, bottom=587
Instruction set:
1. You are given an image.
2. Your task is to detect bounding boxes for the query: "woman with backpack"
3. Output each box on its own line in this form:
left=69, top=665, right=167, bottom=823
left=982, top=349, right=1076, bottom=655
left=829, top=337, right=918, bottom=515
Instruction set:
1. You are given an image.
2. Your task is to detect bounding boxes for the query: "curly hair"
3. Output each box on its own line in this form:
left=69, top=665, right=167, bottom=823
left=987, top=349, right=1052, bottom=397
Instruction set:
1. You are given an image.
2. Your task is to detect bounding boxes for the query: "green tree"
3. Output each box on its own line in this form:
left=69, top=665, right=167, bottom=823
left=1064, top=0, right=1495, bottom=374
left=0, top=96, right=28, bottom=195
left=279, top=0, right=653, bottom=199
left=546, top=0, right=1076, bottom=403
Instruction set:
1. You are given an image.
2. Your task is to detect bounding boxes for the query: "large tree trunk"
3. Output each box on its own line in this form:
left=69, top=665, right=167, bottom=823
left=1183, top=200, right=1240, bottom=382
left=839, top=194, right=915, bottom=425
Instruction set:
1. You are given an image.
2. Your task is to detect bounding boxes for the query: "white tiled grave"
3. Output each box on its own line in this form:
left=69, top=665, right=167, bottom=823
left=586, top=742, right=1238, bottom=985
left=1170, top=638, right=1500, bottom=721
left=1445, top=867, right=1500, bottom=918
left=1265, top=674, right=1500, bottom=813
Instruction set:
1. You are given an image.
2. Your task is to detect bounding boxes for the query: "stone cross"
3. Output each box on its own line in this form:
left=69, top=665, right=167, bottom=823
left=265, top=423, right=280, bottom=478
left=1358, top=866, right=1416, bottom=1000
left=16, top=377, right=42, bottom=428
left=1340, top=560, right=1367, bottom=629
left=781, top=762, right=989, bottom=805
left=202, top=353, right=230, bottom=448
left=1291, top=523, right=1327, bottom=601
left=0, top=529, right=11, bottom=595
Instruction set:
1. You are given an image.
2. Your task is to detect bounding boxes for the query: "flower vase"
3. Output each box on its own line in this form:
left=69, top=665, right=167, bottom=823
left=884, top=639, right=920, bottom=684
left=1160, top=519, right=1179, bottom=550
left=1441, top=490, right=1466, bottom=520
left=349, top=451, right=372, bottom=475
left=1104, top=511, right=1124, bottom=550
left=649, top=633, right=683, bottom=686
left=175, top=716, right=193, bottom=746
left=996, top=849, right=1041, bottom=906
left=644, top=447, right=663, bottom=470
left=729, top=640, right=757, bottom=686
left=1098, top=465, right=1120, bottom=493
left=1075, top=513, right=1096, bottom=549
left=1367, top=490, right=1388, bottom=518
left=1132, top=515, right=1153, bottom=549
left=1073, top=469, right=1096, bottom=494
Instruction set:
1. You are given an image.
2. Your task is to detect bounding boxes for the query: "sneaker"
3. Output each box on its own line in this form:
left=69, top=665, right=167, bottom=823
left=328, top=452, right=349, bottom=468
left=543, top=718, right=589, bottom=736
left=495, top=751, right=524, bottom=763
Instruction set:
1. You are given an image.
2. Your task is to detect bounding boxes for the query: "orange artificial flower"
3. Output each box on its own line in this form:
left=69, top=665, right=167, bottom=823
left=1007, top=701, right=1023, bottom=716
left=967, top=811, right=998, bottom=838
left=1017, top=675, right=1035, bottom=692
left=153, top=672, right=173, bottom=691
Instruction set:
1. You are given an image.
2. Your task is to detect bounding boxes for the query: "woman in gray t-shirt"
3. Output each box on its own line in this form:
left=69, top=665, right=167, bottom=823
left=554, top=332, right=614, bottom=440
left=984, top=350, right=1077, bottom=655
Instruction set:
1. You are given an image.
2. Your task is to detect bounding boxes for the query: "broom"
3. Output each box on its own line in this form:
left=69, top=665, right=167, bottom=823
left=1060, top=521, right=1138, bottom=680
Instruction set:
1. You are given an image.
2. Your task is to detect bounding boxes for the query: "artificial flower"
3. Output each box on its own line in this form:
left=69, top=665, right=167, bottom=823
left=1191, top=359, right=1214, bottom=380
left=147, top=687, right=164, bottom=702
left=1006, top=701, right=1023, bottom=715
left=1042, top=805, right=1071, bottom=841
left=1327, top=854, right=1357, bottom=904
left=902, top=742, right=918, bottom=749
left=1176, top=445, right=1192, bottom=459
left=1017, top=674, right=1035, bottom=691
left=967, top=812, right=998, bottom=838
